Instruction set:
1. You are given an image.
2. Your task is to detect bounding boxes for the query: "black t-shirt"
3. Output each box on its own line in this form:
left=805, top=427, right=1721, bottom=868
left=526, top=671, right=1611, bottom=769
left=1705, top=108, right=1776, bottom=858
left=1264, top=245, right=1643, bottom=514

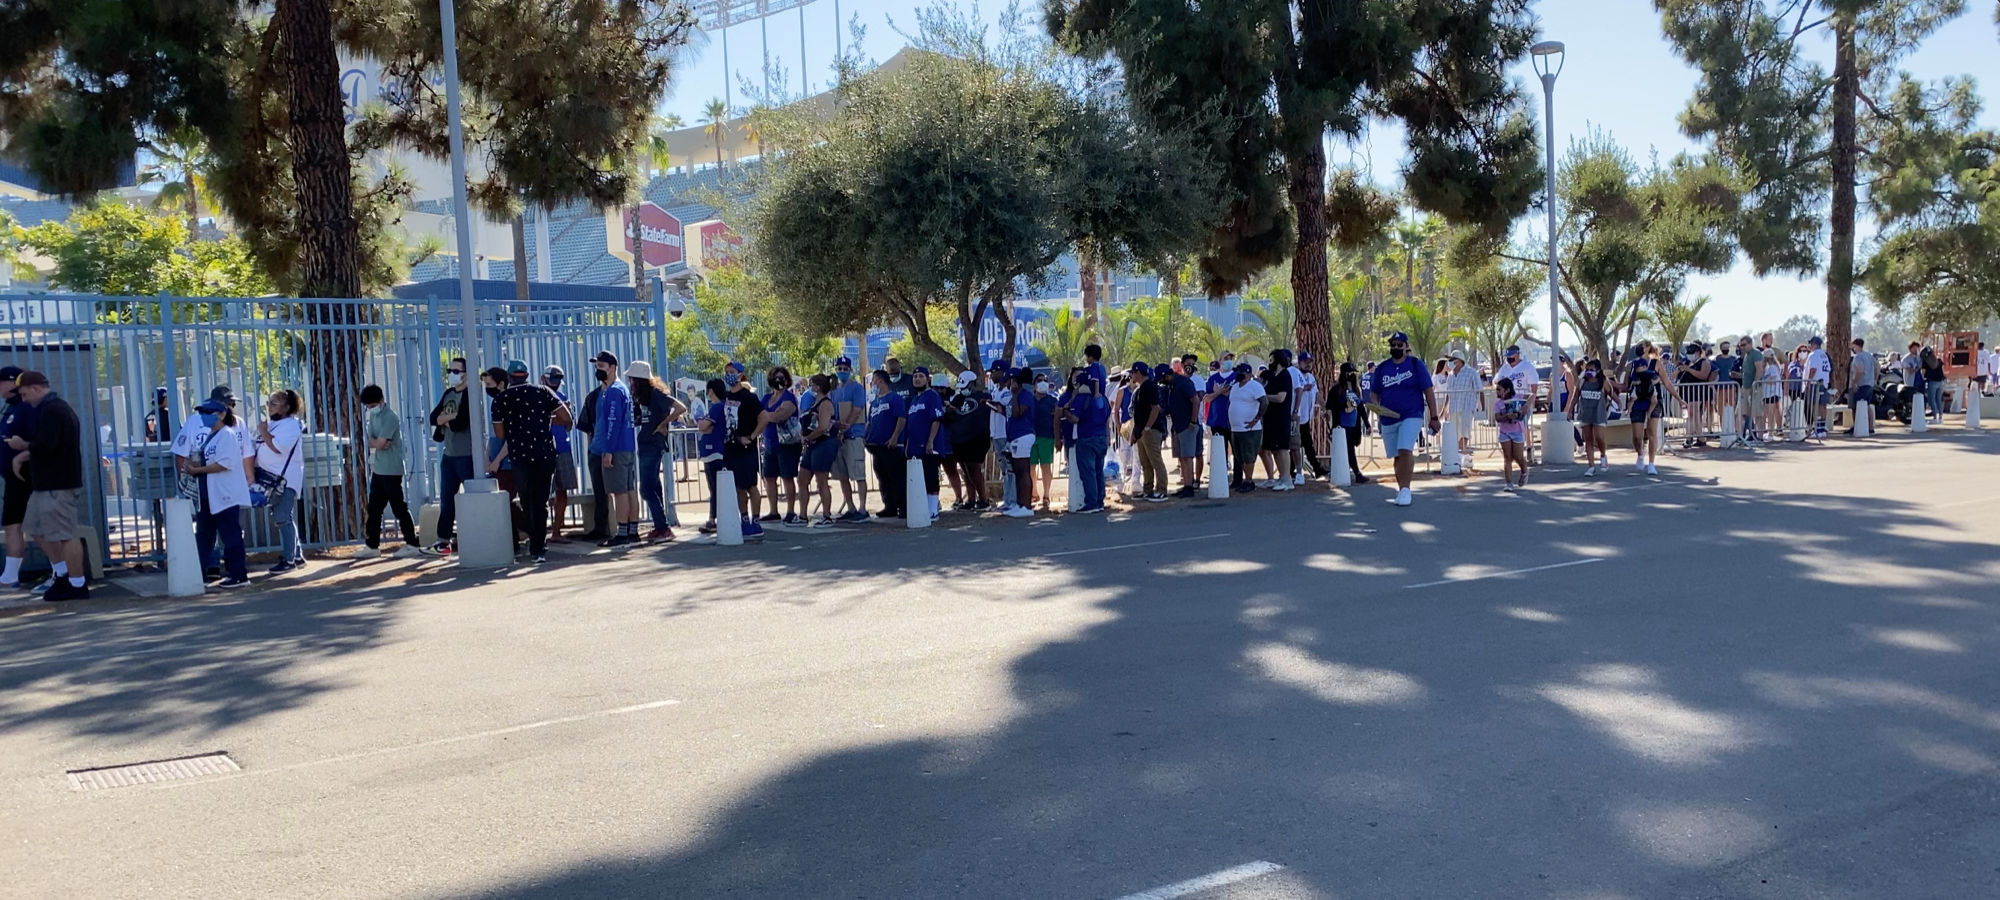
left=725, top=387, right=762, bottom=449
left=1261, top=368, right=1294, bottom=429
left=947, top=389, right=990, bottom=444
left=1, top=399, right=37, bottom=483
left=1167, top=374, right=1198, bottom=430
left=885, top=371, right=914, bottom=399
left=633, top=389, right=675, bottom=448
left=493, top=384, right=562, bottom=465
left=1130, top=379, right=1164, bottom=433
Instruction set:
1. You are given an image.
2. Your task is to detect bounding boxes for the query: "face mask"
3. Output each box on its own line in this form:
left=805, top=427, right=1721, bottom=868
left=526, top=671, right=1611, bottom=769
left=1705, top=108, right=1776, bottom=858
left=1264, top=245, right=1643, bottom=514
left=836, top=370, right=851, bottom=383
left=199, top=413, right=220, bottom=429
left=595, top=368, right=612, bottom=383
left=486, top=386, right=502, bottom=398
left=724, top=373, right=741, bottom=387
left=1035, top=382, right=1050, bottom=396
left=1390, top=347, right=1407, bottom=359
left=447, top=372, right=464, bottom=387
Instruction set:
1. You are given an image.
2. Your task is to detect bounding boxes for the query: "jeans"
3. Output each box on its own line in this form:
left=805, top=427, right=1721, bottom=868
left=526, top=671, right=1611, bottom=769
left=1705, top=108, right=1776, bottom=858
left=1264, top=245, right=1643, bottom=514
left=511, top=458, right=554, bottom=556
left=197, top=505, right=247, bottom=581
left=1072, top=436, right=1108, bottom=509
left=436, top=454, right=473, bottom=542
left=869, top=445, right=907, bottom=517
left=269, top=485, right=301, bottom=562
left=1924, top=381, right=1944, bottom=416
left=990, top=437, right=1016, bottom=506
left=638, top=443, right=668, bottom=530
left=364, top=474, right=417, bottom=549
left=1133, top=428, right=1168, bottom=494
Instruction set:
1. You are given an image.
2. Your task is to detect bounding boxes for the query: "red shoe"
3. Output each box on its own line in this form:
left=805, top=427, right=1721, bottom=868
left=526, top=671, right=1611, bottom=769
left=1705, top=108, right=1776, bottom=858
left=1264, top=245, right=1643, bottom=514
left=645, top=528, right=675, bottom=543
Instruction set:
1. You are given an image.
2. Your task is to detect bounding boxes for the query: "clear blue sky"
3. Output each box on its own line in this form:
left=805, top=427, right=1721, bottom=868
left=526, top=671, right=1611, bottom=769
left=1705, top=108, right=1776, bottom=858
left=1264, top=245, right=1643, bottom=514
left=658, top=0, right=2000, bottom=340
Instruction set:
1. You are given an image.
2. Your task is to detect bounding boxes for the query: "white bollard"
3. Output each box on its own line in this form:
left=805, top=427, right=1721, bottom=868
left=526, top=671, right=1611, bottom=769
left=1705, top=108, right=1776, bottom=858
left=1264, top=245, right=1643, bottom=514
left=1439, top=421, right=1462, bottom=476
left=905, top=458, right=931, bottom=529
left=1855, top=400, right=1872, bottom=438
left=454, top=484, right=516, bottom=568
left=715, top=468, right=744, bottom=545
left=1651, top=415, right=1665, bottom=451
left=1720, top=398, right=1739, bottom=444
left=1912, top=392, right=1928, bottom=433
left=1208, top=433, right=1230, bottom=499
left=1329, top=426, right=1352, bottom=487
left=1968, top=393, right=1982, bottom=430
left=1541, top=412, right=1576, bottom=465
left=163, top=497, right=205, bottom=598
left=1067, top=447, right=1084, bottom=512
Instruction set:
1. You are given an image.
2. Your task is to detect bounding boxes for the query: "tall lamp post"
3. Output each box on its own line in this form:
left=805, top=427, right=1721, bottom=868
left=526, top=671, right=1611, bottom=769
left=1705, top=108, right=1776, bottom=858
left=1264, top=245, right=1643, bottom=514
left=1532, top=39, right=1574, bottom=465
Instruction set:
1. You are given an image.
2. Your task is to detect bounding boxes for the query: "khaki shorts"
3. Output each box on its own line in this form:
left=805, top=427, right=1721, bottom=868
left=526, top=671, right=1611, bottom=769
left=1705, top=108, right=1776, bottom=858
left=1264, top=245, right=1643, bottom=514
left=602, top=452, right=637, bottom=493
left=832, top=436, right=867, bottom=480
left=25, top=488, right=80, bottom=542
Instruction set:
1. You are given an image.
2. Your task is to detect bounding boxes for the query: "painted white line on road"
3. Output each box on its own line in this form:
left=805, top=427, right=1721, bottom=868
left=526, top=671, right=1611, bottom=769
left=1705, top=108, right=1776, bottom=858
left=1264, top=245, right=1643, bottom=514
left=1112, top=861, right=1286, bottom=900
left=1404, top=557, right=1604, bottom=590
left=1043, top=535, right=1223, bottom=559
left=1934, top=494, right=2000, bottom=510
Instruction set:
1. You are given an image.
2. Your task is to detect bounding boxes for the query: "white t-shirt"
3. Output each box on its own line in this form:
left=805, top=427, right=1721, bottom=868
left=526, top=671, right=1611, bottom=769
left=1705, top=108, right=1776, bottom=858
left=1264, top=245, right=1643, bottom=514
left=1496, top=360, right=1538, bottom=402
left=1806, top=348, right=1832, bottom=385
left=1290, top=367, right=1313, bottom=418
left=171, top=413, right=208, bottom=459
left=200, top=425, right=252, bottom=513
left=1226, top=378, right=1266, bottom=431
left=1983, top=350, right=1998, bottom=379
left=254, top=416, right=306, bottom=492
left=988, top=386, right=1012, bottom=438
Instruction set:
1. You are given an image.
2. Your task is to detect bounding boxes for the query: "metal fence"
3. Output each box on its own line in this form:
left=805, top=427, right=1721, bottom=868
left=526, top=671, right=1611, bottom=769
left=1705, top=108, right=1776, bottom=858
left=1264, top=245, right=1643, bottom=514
left=0, top=292, right=707, bottom=568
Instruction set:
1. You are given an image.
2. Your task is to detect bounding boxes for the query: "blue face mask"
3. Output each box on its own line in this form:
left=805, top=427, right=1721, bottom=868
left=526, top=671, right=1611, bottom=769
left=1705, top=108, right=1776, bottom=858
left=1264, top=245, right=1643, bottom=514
left=724, top=373, right=741, bottom=387
left=835, top=370, right=851, bottom=383
left=199, top=413, right=220, bottom=429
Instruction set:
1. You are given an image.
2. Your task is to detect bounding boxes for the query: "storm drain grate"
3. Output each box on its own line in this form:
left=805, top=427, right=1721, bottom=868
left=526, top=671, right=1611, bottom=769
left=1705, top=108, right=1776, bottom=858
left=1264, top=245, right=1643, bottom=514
left=67, top=752, right=239, bottom=790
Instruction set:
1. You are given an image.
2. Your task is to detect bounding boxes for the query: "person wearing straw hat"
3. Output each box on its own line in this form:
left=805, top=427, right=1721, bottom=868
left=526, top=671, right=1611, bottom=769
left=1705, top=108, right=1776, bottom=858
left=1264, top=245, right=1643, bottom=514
left=627, top=360, right=687, bottom=542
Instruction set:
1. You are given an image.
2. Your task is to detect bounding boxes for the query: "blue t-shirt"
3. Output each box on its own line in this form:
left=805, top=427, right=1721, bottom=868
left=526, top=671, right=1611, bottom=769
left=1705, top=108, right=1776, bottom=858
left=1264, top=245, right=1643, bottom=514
left=549, top=390, right=572, bottom=454
left=831, top=378, right=868, bottom=439
left=697, top=399, right=727, bottom=461
left=903, top=389, right=944, bottom=457
left=1067, top=393, right=1111, bottom=440
left=1338, top=387, right=1360, bottom=429
left=1033, top=393, right=1059, bottom=439
left=760, top=389, right=797, bottom=449
left=1084, top=362, right=1108, bottom=397
left=1371, top=356, right=1433, bottom=423
left=865, top=391, right=906, bottom=446
left=1204, top=374, right=1231, bottom=428
left=1167, top=373, right=1198, bottom=429
left=590, top=380, right=636, bottom=454
left=1005, top=389, right=1037, bottom=441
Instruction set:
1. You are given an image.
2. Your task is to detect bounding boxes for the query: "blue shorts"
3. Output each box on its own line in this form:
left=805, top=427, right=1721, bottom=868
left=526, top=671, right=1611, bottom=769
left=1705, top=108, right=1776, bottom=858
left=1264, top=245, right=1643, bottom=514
left=1380, top=417, right=1424, bottom=456
left=801, top=438, right=839, bottom=474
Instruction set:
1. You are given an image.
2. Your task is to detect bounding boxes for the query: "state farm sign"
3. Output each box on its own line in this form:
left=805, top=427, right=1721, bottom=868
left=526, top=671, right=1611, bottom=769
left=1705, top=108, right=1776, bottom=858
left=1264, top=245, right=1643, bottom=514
left=618, top=203, right=685, bottom=268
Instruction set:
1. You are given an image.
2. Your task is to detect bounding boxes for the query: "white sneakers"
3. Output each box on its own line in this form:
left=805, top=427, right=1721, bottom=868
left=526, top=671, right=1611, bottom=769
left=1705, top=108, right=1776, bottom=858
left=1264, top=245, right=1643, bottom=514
left=1583, top=466, right=1599, bottom=477
left=1293, top=473, right=1306, bottom=486
left=1393, top=487, right=1413, bottom=507
left=1272, top=481, right=1295, bottom=492
left=392, top=545, right=425, bottom=559
left=1004, top=505, right=1034, bottom=518
left=1646, top=464, right=1659, bottom=476
left=351, top=547, right=380, bottom=560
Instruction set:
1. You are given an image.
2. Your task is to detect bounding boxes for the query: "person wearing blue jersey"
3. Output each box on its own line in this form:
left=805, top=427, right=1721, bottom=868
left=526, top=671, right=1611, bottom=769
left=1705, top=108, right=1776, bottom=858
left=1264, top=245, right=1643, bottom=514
left=903, top=368, right=947, bottom=520
left=1002, top=367, right=1039, bottom=517
left=1060, top=369, right=1112, bottom=513
left=1366, top=331, right=1440, bottom=507
left=864, top=370, right=909, bottom=520
left=829, top=356, right=871, bottom=522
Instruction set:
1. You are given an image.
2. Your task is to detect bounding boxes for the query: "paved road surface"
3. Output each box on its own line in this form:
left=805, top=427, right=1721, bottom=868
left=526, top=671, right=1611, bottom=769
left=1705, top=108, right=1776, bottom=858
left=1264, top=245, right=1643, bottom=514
left=3, top=431, right=1998, bottom=900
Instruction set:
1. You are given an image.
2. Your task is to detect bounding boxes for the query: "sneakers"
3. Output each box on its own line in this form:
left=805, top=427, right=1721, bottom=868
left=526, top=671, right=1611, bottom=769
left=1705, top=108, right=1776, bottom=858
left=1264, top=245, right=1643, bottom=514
left=1272, top=481, right=1295, bottom=492
left=426, top=540, right=455, bottom=556
left=601, top=533, right=638, bottom=548
left=1646, top=464, right=1659, bottom=476
left=1352, top=475, right=1371, bottom=485
left=216, top=576, right=249, bottom=589
left=352, top=546, right=382, bottom=560
left=758, top=513, right=781, bottom=523
left=29, top=577, right=53, bottom=595
left=1173, top=486, right=1198, bottom=498
left=1582, top=466, right=1599, bottom=477
left=1077, top=504, right=1106, bottom=514
left=783, top=513, right=806, bottom=526
left=1393, top=487, right=1413, bottom=507
left=1004, top=505, right=1034, bottom=518
left=268, top=560, right=302, bottom=575
left=645, top=528, right=675, bottom=543
left=838, top=509, right=871, bottom=522
left=1503, top=484, right=1517, bottom=493
left=531, top=554, right=547, bottom=565
left=1142, top=492, right=1168, bottom=502
left=393, top=545, right=425, bottom=559
left=741, top=521, right=765, bottom=540
left=43, top=580, right=84, bottom=602
left=812, top=516, right=836, bottom=528
left=1294, top=473, right=1307, bottom=486
left=969, top=500, right=993, bottom=512
left=698, top=520, right=718, bottom=535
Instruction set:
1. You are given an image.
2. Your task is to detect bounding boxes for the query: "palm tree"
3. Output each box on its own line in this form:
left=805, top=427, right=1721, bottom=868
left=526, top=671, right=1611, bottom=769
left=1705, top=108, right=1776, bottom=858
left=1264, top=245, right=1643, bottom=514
left=138, top=125, right=217, bottom=239
left=1330, top=274, right=1373, bottom=364
left=1092, top=306, right=1139, bottom=370
left=1394, top=301, right=1452, bottom=366
left=702, top=98, right=730, bottom=173
left=1187, top=318, right=1231, bottom=363
left=1232, top=297, right=1297, bottom=359
left=650, top=113, right=684, bottom=178
left=1654, top=294, right=1712, bottom=355
left=1125, top=297, right=1185, bottom=364
left=1033, top=305, right=1093, bottom=371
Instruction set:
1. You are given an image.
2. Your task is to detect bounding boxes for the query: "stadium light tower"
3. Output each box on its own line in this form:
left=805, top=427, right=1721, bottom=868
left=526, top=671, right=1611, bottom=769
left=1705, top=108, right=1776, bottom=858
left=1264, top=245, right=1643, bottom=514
left=686, top=0, right=828, bottom=108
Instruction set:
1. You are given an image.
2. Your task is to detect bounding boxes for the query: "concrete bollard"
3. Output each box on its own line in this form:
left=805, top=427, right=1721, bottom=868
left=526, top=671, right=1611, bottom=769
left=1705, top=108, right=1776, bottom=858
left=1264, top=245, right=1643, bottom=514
left=1439, top=421, right=1462, bottom=476
left=1067, top=447, right=1084, bottom=512
left=905, top=458, right=931, bottom=529
left=163, top=497, right=205, bottom=598
left=715, top=468, right=744, bottom=545
left=1720, top=399, right=1739, bottom=443
left=1541, top=412, right=1575, bottom=465
left=1208, top=432, right=1230, bottom=499
left=1329, top=427, right=1352, bottom=487
left=1968, top=394, right=1982, bottom=430
left=454, top=483, right=515, bottom=568
left=1912, top=393, right=1928, bottom=433
left=1855, top=401, right=1872, bottom=438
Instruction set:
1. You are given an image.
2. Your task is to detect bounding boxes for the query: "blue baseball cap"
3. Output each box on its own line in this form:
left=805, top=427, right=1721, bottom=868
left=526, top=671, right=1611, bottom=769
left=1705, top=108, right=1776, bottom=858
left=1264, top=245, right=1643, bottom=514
left=1129, top=362, right=1152, bottom=378
left=195, top=398, right=227, bottom=413
left=1505, top=345, right=1521, bottom=356
left=834, top=356, right=853, bottom=368
left=913, top=366, right=930, bottom=377
left=1388, top=332, right=1410, bottom=344
left=725, top=361, right=745, bottom=374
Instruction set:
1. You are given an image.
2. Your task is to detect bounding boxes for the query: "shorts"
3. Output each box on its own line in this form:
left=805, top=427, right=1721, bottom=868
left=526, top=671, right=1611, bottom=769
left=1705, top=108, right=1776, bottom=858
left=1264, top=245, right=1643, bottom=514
left=1030, top=437, right=1055, bottom=465
left=552, top=459, right=579, bottom=493
left=760, top=443, right=802, bottom=479
left=802, top=438, right=838, bottom=474
left=1852, top=385, right=1875, bottom=407
left=24, top=488, right=79, bottom=542
left=1230, top=428, right=1263, bottom=464
left=1380, top=417, right=1424, bottom=456
left=601, top=451, right=638, bottom=492
left=2, top=477, right=28, bottom=527
left=1006, top=435, right=1035, bottom=459
left=832, top=436, right=867, bottom=480
left=1630, top=402, right=1659, bottom=421
left=1498, top=431, right=1526, bottom=446
left=1262, top=419, right=1294, bottom=450
left=952, top=439, right=989, bottom=467
left=1172, top=424, right=1202, bottom=459
left=721, top=447, right=757, bottom=488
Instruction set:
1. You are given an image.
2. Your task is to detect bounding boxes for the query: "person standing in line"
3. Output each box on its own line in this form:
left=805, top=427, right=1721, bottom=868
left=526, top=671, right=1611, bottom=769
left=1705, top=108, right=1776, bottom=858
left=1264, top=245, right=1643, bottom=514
left=904, top=367, right=948, bottom=520
left=946, top=370, right=991, bottom=511
left=254, top=388, right=308, bottom=573
left=1029, top=373, right=1059, bottom=512
left=355, top=384, right=423, bottom=559
left=1326, top=362, right=1368, bottom=484
left=1492, top=377, right=1529, bottom=491
left=10, top=373, right=89, bottom=598
left=590, top=352, right=640, bottom=547
left=628, top=361, right=687, bottom=542
left=985, top=362, right=1021, bottom=510
left=882, top=357, right=915, bottom=399
left=1846, top=339, right=1877, bottom=435
left=1003, top=367, right=1039, bottom=517
left=1567, top=359, right=1612, bottom=475
left=428, top=360, right=473, bottom=554
left=828, top=356, right=872, bottom=523
left=184, top=396, right=251, bottom=590
left=1060, top=371, right=1111, bottom=513
left=574, top=352, right=614, bottom=542
left=1258, top=350, right=1295, bottom=491
left=1202, top=359, right=1233, bottom=484
left=756, top=366, right=803, bottom=525
left=1920, top=345, right=1947, bottom=422
left=1125, top=362, right=1168, bottom=502
left=1494, top=345, right=1538, bottom=469
left=1168, top=354, right=1204, bottom=497
left=478, top=367, right=525, bottom=555
left=1444, top=354, right=1481, bottom=457
left=1712, top=341, right=1740, bottom=434
left=799, top=374, right=841, bottom=526
left=1222, top=362, right=1267, bottom=493
left=691, top=379, right=727, bottom=537
left=1676, top=344, right=1714, bottom=448
left=718, top=368, right=765, bottom=541
left=1806, top=336, right=1834, bottom=435
left=863, top=369, right=908, bottom=520
left=541, top=367, right=578, bottom=543
left=1083, top=344, right=1109, bottom=397
left=0, top=367, right=34, bottom=588
left=492, top=360, right=571, bottom=564
left=1293, top=352, right=1327, bottom=482
left=1367, top=332, right=1441, bottom=508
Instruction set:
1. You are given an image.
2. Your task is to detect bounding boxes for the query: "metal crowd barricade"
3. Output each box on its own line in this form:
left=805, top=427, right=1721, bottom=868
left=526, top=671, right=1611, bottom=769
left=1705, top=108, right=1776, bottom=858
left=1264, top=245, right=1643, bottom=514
left=0, top=292, right=699, bottom=568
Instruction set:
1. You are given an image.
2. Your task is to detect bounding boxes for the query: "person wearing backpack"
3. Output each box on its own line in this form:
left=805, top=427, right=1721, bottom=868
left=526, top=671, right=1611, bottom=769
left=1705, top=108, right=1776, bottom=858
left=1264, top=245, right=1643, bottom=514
left=254, top=388, right=307, bottom=574
left=757, top=365, right=804, bottom=525
left=800, top=373, right=841, bottom=526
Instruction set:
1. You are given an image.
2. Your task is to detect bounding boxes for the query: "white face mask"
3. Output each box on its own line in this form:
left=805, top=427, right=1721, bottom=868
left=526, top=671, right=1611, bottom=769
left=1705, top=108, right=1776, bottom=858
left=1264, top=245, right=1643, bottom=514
left=1035, top=382, right=1050, bottom=396
left=447, top=372, right=464, bottom=387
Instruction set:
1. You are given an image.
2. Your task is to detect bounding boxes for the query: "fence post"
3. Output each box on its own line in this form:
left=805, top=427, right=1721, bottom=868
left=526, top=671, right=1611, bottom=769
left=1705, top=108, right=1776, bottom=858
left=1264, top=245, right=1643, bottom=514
left=1067, top=446, right=1084, bottom=511
left=716, top=468, right=744, bottom=545
left=1967, top=391, right=1982, bottom=430
left=1854, top=400, right=1872, bottom=438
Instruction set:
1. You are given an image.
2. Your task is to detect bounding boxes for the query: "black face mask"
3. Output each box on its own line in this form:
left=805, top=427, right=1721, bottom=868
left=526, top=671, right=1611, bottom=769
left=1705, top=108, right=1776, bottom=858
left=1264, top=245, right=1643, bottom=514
left=485, top=387, right=501, bottom=398
left=1389, top=347, right=1407, bottom=359
left=595, top=368, right=612, bottom=383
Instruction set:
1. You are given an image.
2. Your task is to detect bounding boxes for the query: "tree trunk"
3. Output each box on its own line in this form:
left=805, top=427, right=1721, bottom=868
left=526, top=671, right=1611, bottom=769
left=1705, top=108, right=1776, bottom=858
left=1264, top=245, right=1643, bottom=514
left=853, top=332, right=871, bottom=371
left=1827, top=19, right=1859, bottom=395
left=1079, top=252, right=1098, bottom=330
left=277, top=0, right=365, bottom=542
left=1288, top=139, right=1334, bottom=463
left=1161, top=259, right=1182, bottom=303
left=513, top=213, right=531, bottom=301
left=630, top=205, right=646, bottom=303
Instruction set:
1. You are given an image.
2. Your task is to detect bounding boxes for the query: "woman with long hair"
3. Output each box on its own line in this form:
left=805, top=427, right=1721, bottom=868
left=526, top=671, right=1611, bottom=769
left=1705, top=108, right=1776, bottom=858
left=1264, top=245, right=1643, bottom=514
left=190, top=398, right=252, bottom=588
left=628, top=366, right=688, bottom=542
left=1327, top=362, right=1368, bottom=484
left=1623, top=342, right=1663, bottom=475
left=800, top=373, right=840, bottom=525
left=255, top=387, right=307, bottom=573
left=757, top=366, right=803, bottom=525
left=1567, top=358, right=1611, bottom=475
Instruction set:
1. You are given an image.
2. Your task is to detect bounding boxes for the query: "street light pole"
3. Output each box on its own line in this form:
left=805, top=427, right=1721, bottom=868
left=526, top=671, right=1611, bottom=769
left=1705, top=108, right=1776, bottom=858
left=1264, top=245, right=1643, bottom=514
left=1532, top=40, right=1574, bottom=465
